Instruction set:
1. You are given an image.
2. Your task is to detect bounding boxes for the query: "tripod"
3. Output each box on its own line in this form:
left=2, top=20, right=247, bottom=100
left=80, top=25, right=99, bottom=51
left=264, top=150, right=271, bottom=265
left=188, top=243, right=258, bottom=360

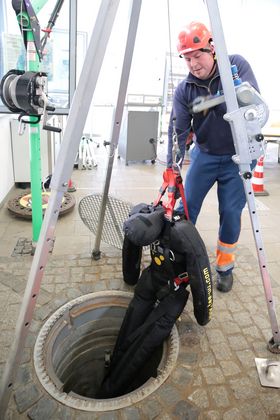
left=0, top=0, right=142, bottom=415
left=0, top=0, right=279, bottom=416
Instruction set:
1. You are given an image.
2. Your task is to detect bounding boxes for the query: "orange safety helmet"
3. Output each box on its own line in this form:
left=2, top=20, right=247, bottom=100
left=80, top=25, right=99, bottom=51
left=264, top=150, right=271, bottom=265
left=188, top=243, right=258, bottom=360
left=177, top=22, right=212, bottom=57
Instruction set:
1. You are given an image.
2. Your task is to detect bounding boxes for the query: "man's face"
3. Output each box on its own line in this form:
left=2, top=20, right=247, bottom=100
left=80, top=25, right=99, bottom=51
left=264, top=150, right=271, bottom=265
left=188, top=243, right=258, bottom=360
left=183, top=49, right=215, bottom=80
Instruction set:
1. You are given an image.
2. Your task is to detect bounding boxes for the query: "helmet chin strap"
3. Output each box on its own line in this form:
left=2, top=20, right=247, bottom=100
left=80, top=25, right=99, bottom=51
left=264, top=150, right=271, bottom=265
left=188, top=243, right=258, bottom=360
left=200, top=39, right=216, bottom=78
left=207, top=59, right=217, bottom=79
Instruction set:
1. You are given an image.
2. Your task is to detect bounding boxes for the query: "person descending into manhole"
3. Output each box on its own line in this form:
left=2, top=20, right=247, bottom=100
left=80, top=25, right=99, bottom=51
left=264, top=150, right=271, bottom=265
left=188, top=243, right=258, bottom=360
left=97, top=133, right=213, bottom=398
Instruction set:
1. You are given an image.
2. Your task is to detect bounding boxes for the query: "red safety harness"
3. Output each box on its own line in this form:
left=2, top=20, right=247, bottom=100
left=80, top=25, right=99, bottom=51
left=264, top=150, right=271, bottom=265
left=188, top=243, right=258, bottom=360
left=154, top=115, right=190, bottom=220
left=153, top=164, right=189, bottom=221
left=152, top=161, right=190, bottom=290
left=152, top=118, right=191, bottom=290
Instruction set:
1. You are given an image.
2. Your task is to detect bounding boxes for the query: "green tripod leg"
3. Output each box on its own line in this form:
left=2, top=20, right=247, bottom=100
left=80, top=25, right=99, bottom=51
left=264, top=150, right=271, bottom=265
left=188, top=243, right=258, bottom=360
left=16, top=0, right=48, bottom=243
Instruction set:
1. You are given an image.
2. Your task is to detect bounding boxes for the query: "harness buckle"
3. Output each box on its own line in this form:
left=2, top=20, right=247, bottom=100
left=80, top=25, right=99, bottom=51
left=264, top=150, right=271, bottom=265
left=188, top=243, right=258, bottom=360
left=174, top=272, right=189, bottom=290
left=151, top=240, right=160, bottom=252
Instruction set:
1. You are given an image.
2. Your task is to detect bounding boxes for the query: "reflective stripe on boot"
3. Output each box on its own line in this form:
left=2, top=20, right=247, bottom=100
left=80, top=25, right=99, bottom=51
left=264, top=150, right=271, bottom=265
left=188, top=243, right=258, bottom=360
left=216, top=239, right=237, bottom=273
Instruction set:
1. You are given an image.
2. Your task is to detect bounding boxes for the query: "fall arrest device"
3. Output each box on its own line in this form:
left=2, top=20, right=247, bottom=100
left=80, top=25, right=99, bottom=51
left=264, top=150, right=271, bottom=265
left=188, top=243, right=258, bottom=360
left=0, top=0, right=64, bottom=133
left=97, top=124, right=213, bottom=398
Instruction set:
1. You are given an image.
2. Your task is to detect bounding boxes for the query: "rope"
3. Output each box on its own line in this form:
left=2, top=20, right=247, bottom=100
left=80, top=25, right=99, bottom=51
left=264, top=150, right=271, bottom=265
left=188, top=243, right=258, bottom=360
left=19, top=0, right=27, bottom=71
left=166, top=0, right=174, bottom=101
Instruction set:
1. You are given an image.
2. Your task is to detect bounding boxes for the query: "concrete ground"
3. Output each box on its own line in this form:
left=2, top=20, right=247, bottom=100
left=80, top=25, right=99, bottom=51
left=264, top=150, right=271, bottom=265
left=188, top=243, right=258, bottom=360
left=0, top=141, right=280, bottom=419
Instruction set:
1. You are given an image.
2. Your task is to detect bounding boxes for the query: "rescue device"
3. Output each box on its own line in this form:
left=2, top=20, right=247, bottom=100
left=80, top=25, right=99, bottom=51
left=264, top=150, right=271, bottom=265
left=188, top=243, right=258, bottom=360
left=0, top=0, right=64, bottom=133
left=98, top=166, right=213, bottom=398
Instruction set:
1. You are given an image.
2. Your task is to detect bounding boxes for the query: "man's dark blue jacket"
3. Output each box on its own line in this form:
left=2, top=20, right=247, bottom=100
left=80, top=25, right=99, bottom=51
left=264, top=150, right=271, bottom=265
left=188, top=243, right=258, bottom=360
left=167, top=54, right=259, bottom=166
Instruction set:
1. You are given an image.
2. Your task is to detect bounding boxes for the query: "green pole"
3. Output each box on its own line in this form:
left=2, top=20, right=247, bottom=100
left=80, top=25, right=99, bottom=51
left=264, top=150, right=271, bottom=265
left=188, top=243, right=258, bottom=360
left=27, top=32, right=42, bottom=243
left=31, top=0, right=49, bottom=14
left=16, top=0, right=48, bottom=243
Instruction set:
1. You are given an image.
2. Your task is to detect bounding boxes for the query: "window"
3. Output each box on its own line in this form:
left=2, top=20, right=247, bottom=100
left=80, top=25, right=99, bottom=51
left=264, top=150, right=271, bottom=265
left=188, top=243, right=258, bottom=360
left=0, top=0, right=71, bottom=113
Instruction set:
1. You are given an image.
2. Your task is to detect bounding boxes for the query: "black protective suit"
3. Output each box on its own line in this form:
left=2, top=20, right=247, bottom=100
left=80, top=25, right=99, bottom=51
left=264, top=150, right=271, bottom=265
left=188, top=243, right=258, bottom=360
left=98, top=204, right=213, bottom=398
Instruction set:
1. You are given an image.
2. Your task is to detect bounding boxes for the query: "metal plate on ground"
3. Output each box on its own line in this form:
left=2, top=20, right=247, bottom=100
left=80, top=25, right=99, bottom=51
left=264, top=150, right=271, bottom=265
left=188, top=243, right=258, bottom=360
left=255, top=358, right=280, bottom=388
left=7, top=190, right=76, bottom=219
left=78, top=194, right=132, bottom=249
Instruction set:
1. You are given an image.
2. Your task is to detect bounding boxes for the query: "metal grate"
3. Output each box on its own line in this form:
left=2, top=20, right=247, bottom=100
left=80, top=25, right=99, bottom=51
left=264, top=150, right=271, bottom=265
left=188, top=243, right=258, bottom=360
left=78, top=194, right=132, bottom=249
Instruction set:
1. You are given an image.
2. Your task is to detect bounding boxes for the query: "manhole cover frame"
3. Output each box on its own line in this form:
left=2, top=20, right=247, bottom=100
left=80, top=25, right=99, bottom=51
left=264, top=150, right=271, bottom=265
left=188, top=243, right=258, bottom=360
left=7, top=190, right=75, bottom=219
left=34, top=290, right=180, bottom=412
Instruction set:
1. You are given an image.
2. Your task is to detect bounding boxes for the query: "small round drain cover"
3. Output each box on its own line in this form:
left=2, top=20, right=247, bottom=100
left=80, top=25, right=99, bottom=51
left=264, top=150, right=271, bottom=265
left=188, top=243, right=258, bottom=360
left=7, top=190, right=75, bottom=219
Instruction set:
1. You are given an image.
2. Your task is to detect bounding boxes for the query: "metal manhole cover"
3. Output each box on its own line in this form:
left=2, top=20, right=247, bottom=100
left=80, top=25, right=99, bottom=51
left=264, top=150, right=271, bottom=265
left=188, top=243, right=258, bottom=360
left=78, top=194, right=132, bottom=249
left=7, top=190, right=75, bottom=219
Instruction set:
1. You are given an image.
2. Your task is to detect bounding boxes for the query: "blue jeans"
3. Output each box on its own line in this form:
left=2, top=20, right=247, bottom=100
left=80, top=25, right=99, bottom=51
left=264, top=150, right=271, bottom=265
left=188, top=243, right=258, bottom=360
left=177, top=146, right=247, bottom=272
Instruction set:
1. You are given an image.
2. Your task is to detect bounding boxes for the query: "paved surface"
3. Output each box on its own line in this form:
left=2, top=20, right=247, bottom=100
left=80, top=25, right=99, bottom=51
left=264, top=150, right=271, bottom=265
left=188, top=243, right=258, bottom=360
left=1, top=243, right=280, bottom=420
left=1, top=145, right=280, bottom=419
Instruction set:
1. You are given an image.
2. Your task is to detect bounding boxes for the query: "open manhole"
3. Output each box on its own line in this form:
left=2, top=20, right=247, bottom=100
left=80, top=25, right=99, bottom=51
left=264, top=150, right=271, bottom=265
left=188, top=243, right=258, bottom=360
left=34, top=291, right=179, bottom=412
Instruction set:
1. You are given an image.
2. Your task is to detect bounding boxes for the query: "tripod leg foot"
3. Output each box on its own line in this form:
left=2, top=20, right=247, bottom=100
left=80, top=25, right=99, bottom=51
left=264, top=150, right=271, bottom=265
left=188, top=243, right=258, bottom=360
left=267, top=336, right=280, bottom=354
left=92, top=250, right=101, bottom=260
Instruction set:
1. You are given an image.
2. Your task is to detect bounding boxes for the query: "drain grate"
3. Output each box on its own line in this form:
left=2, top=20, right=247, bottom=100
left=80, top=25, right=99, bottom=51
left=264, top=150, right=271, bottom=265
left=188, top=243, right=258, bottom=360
left=11, top=237, right=33, bottom=256
left=11, top=237, right=55, bottom=256
left=78, top=194, right=132, bottom=249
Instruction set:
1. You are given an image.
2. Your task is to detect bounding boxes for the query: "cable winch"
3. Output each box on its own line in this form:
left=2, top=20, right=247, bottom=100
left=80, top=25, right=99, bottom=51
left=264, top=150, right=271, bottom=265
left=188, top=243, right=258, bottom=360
left=1, top=69, right=47, bottom=115
left=0, top=69, right=60, bottom=132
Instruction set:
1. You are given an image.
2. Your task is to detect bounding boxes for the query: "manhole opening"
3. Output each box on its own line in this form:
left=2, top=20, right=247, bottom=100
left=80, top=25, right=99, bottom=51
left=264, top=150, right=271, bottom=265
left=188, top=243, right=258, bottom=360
left=34, top=292, right=179, bottom=411
left=56, top=306, right=163, bottom=398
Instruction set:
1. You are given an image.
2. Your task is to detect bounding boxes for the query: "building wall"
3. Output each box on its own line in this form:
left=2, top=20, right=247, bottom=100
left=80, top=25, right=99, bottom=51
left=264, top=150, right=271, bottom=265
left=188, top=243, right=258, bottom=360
left=0, top=115, right=14, bottom=205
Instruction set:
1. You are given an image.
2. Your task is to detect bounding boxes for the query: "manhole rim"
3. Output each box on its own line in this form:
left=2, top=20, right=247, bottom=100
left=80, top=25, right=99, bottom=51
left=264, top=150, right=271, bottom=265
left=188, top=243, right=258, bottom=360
left=34, top=290, right=180, bottom=412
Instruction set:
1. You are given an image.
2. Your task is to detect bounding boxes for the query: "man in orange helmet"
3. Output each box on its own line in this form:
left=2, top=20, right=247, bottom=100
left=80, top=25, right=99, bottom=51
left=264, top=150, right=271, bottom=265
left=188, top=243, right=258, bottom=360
left=167, top=21, right=259, bottom=292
